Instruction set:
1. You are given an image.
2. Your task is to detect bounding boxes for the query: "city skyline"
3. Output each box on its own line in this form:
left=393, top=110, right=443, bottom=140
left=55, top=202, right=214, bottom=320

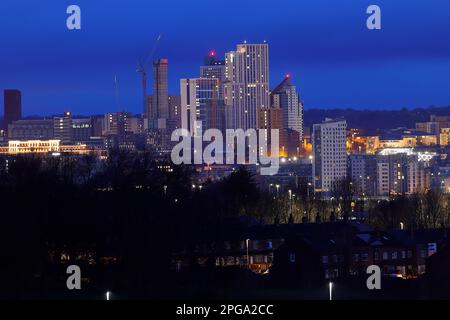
left=1, top=0, right=450, bottom=116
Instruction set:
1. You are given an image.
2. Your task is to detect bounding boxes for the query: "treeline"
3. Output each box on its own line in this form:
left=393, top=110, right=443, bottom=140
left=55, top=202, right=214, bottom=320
left=0, top=152, right=262, bottom=298
left=0, top=152, right=448, bottom=298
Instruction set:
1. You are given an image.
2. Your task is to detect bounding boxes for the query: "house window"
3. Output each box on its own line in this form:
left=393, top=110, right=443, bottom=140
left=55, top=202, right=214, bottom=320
left=353, top=254, right=359, bottom=262
left=392, top=252, right=397, bottom=260
left=383, top=252, right=389, bottom=260
left=361, top=253, right=369, bottom=262
left=407, top=250, right=413, bottom=259
left=322, top=255, right=329, bottom=264
left=401, top=251, right=406, bottom=259
left=289, top=253, right=296, bottom=263
left=420, top=250, right=427, bottom=258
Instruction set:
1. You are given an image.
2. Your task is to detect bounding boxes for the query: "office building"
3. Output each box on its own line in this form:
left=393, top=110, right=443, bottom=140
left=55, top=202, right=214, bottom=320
left=71, top=118, right=94, bottom=143
left=53, top=111, right=73, bottom=144
left=8, top=119, right=54, bottom=140
left=104, top=112, right=132, bottom=136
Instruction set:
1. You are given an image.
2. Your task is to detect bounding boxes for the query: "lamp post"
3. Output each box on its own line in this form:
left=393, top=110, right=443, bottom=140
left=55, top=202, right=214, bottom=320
left=329, top=282, right=333, bottom=301
left=246, top=239, right=250, bottom=268
left=289, top=189, right=292, bottom=218
left=307, top=182, right=312, bottom=199
left=276, top=184, right=280, bottom=198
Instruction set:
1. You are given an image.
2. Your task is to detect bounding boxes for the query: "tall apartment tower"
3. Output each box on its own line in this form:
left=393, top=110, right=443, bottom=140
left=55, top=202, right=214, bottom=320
left=225, top=43, right=270, bottom=130
left=152, top=59, right=169, bottom=121
left=271, top=75, right=304, bottom=142
left=3, top=89, right=22, bottom=130
left=200, top=52, right=226, bottom=82
left=180, top=78, right=222, bottom=137
left=312, top=118, right=347, bottom=194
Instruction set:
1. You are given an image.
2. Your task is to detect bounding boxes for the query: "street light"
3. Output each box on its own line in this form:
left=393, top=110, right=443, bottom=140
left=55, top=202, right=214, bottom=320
left=106, top=291, right=111, bottom=301
left=246, top=239, right=250, bottom=268
left=288, top=190, right=292, bottom=218
left=276, top=184, right=280, bottom=198
left=329, top=282, right=333, bottom=301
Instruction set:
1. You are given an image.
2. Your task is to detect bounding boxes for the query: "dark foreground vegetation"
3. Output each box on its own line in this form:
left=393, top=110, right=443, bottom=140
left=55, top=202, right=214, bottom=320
left=0, top=152, right=449, bottom=299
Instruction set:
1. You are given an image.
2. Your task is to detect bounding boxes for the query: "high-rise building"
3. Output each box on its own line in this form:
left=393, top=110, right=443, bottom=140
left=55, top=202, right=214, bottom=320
left=53, top=111, right=73, bottom=144
left=225, top=43, right=270, bottom=130
left=152, top=59, right=169, bottom=122
left=200, top=51, right=226, bottom=82
left=144, top=95, right=153, bottom=119
left=168, top=95, right=182, bottom=132
left=271, top=75, right=304, bottom=143
left=3, top=89, right=22, bottom=130
left=312, top=118, right=347, bottom=194
left=180, top=78, right=222, bottom=137
left=104, top=112, right=132, bottom=136
left=259, top=106, right=286, bottom=156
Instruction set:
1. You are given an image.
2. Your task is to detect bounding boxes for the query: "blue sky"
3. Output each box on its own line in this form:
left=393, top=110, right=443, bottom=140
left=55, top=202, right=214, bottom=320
left=1, top=0, right=450, bottom=116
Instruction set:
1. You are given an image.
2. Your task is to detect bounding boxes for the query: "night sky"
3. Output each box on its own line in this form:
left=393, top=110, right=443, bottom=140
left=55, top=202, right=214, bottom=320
left=1, top=0, right=450, bottom=116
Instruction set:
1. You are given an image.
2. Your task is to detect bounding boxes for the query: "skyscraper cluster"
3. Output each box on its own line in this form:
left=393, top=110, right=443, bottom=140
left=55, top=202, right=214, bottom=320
left=177, top=42, right=304, bottom=157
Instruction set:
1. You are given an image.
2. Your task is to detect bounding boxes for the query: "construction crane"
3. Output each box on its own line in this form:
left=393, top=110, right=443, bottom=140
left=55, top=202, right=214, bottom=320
left=136, top=34, right=162, bottom=115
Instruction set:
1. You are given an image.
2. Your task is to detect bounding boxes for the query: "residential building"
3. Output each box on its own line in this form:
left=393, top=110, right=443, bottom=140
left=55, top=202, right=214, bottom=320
left=225, top=43, right=270, bottom=130
left=312, top=118, right=347, bottom=194
left=271, top=75, right=304, bottom=143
